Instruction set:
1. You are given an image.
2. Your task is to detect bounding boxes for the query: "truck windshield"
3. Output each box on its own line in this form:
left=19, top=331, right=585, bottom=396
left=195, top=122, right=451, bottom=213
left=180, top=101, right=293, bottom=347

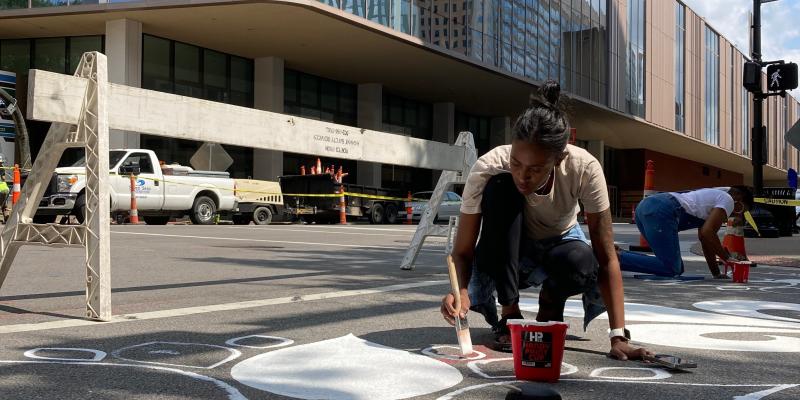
left=70, top=151, right=127, bottom=168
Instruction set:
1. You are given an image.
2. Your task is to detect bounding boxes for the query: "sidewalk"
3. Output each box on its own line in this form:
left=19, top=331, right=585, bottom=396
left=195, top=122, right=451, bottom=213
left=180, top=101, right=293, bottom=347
left=690, top=234, right=800, bottom=267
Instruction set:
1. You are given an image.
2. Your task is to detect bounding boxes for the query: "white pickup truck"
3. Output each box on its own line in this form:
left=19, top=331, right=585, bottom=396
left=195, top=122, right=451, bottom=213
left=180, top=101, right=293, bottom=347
left=36, top=149, right=237, bottom=225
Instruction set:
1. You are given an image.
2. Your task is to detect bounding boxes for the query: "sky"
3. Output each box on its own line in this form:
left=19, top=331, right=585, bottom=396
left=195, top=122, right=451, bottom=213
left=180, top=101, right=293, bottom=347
left=682, top=0, right=800, bottom=98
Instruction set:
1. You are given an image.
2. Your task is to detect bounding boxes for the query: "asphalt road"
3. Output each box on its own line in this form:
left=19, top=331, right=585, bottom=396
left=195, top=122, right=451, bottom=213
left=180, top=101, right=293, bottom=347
left=0, top=223, right=798, bottom=399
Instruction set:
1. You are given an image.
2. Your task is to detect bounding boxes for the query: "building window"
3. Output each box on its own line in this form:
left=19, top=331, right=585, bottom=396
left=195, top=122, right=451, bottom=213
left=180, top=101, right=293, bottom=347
left=783, top=98, right=789, bottom=168
left=140, top=34, right=254, bottom=178
left=674, top=1, right=685, bottom=132
left=741, top=84, right=750, bottom=156
left=0, top=36, right=103, bottom=81
left=284, top=69, right=357, bottom=126
left=704, top=26, right=719, bottom=145
left=455, top=111, right=492, bottom=155
left=381, top=92, right=432, bottom=140
left=626, top=0, right=645, bottom=117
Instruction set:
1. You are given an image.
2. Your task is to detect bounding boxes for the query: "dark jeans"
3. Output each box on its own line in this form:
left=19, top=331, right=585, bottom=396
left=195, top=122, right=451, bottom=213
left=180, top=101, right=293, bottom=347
left=618, top=193, right=705, bottom=276
left=468, top=173, right=601, bottom=328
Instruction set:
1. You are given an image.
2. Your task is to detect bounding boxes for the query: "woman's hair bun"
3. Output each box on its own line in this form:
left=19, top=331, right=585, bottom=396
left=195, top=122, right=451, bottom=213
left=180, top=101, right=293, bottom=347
left=529, top=80, right=561, bottom=109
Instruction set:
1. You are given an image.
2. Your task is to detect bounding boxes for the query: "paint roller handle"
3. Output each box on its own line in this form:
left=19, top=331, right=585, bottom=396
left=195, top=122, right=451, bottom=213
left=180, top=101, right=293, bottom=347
left=446, top=255, right=469, bottom=318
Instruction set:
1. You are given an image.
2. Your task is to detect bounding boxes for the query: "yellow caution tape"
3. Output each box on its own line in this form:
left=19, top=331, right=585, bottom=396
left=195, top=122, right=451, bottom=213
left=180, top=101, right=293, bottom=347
left=754, top=197, right=800, bottom=207
left=125, top=174, right=424, bottom=202
left=743, top=211, right=760, bottom=236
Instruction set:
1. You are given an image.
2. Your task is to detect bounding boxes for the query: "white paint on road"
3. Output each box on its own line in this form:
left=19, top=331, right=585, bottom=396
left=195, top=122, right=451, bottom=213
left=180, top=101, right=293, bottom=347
left=693, top=300, right=800, bottom=324
left=225, top=335, right=294, bottom=349
left=436, top=380, right=799, bottom=400
left=112, top=342, right=241, bottom=369
left=629, top=324, right=800, bottom=352
left=0, top=360, right=248, bottom=400
left=231, top=334, right=463, bottom=400
left=518, top=298, right=800, bottom=351
left=220, top=226, right=426, bottom=238
left=113, top=231, right=443, bottom=252
left=420, top=345, right=486, bottom=361
left=23, top=348, right=106, bottom=362
left=588, top=367, right=672, bottom=380
left=0, top=280, right=446, bottom=334
left=465, top=358, right=577, bottom=379
left=734, top=385, right=800, bottom=399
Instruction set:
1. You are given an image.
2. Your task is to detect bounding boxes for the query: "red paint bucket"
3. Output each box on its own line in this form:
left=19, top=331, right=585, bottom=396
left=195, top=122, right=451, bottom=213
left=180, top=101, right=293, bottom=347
left=731, top=261, right=751, bottom=283
left=507, top=320, right=568, bottom=382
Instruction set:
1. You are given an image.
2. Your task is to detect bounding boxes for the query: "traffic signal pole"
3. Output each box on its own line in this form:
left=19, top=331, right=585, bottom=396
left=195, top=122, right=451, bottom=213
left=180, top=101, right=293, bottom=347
left=752, top=0, right=764, bottom=196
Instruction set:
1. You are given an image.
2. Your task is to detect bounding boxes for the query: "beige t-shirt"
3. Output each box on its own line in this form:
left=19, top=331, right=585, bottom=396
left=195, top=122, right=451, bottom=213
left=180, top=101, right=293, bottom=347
left=460, top=144, right=610, bottom=240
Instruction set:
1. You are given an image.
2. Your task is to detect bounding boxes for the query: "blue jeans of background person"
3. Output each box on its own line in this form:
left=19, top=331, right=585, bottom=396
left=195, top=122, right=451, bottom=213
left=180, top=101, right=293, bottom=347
left=618, top=193, right=705, bottom=276
left=467, top=173, right=605, bottom=331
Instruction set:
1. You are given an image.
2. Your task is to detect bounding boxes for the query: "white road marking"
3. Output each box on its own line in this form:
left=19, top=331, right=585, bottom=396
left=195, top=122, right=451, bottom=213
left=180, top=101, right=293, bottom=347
left=231, top=334, right=463, bottom=400
left=0, top=280, right=446, bottom=334
left=436, top=380, right=799, bottom=400
left=219, top=226, right=422, bottom=238
left=112, top=231, right=444, bottom=252
left=420, top=345, right=486, bottom=361
left=225, top=335, right=294, bottom=349
left=111, top=342, right=241, bottom=370
left=589, top=367, right=672, bottom=380
left=0, top=360, right=248, bottom=400
left=23, top=348, right=106, bottom=362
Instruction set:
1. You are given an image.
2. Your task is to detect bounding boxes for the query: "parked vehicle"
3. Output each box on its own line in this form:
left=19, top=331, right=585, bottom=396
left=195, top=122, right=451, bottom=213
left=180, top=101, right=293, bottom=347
left=231, top=179, right=287, bottom=225
left=280, top=173, right=405, bottom=224
left=405, top=191, right=462, bottom=223
left=36, top=149, right=238, bottom=225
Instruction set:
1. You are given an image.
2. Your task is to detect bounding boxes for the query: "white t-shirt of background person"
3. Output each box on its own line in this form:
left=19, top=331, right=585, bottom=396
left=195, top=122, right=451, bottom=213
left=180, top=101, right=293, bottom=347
left=668, top=188, right=734, bottom=220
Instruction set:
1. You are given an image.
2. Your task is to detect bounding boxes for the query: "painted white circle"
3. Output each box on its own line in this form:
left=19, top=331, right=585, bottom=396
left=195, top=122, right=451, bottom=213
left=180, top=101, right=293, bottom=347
left=112, top=342, right=241, bottom=369
left=231, top=334, right=464, bottom=400
left=717, top=286, right=750, bottom=291
left=630, top=323, right=800, bottom=352
left=589, top=367, right=672, bottom=380
left=693, top=300, right=800, bottom=324
left=0, top=360, right=246, bottom=399
left=225, top=335, right=295, bottom=349
left=467, top=358, right=577, bottom=379
left=24, top=348, right=106, bottom=362
left=421, top=345, right=486, bottom=361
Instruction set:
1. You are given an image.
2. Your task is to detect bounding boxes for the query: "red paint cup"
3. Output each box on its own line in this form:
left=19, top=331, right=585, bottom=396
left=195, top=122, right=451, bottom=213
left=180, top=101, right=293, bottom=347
left=507, top=320, right=568, bottom=383
left=731, top=261, right=751, bottom=283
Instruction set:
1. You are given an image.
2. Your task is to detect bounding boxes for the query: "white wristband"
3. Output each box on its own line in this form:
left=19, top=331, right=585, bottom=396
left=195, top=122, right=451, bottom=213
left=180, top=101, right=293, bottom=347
left=609, top=328, right=627, bottom=340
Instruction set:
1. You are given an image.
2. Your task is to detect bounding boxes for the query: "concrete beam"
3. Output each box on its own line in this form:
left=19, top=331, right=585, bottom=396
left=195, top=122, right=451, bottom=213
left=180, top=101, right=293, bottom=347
left=27, top=70, right=467, bottom=171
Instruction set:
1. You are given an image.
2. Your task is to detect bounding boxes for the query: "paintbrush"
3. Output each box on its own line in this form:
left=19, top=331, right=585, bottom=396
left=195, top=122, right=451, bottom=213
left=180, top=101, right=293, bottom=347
left=446, top=255, right=473, bottom=356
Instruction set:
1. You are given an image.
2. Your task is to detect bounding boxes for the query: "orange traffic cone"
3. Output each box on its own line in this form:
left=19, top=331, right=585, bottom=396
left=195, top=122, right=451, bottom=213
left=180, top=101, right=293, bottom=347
left=722, top=216, right=747, bottom=264
left=11, top=164, right=20, bottom=206
left=630, top=161, right=655, bottom=252
left=405, top=191, right=413, bottom=225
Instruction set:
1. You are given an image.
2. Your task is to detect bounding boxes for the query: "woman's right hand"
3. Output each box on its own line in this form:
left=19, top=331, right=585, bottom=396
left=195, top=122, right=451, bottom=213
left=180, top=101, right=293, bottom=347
left=440, top=289, right=470, bottom=325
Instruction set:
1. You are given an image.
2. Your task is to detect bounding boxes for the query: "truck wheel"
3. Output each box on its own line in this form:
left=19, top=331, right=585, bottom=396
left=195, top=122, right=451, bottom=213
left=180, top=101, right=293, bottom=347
left=252, top=206, right=273, bottom=225
left=190, top=196, right=216, bottom=225
left=143, top=216, right=170, bottom=225
left=369, top=203, right=385, bottom=224
left=385, top=203, right=398, bottom=224
left=74, top=193, right=86, bottom=224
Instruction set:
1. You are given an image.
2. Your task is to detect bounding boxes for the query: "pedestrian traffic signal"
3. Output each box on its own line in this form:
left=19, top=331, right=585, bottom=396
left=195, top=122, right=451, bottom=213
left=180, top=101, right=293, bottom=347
left=743, top=61, right=762, bottom=93
left=766, top=63, right=798, bottom=92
